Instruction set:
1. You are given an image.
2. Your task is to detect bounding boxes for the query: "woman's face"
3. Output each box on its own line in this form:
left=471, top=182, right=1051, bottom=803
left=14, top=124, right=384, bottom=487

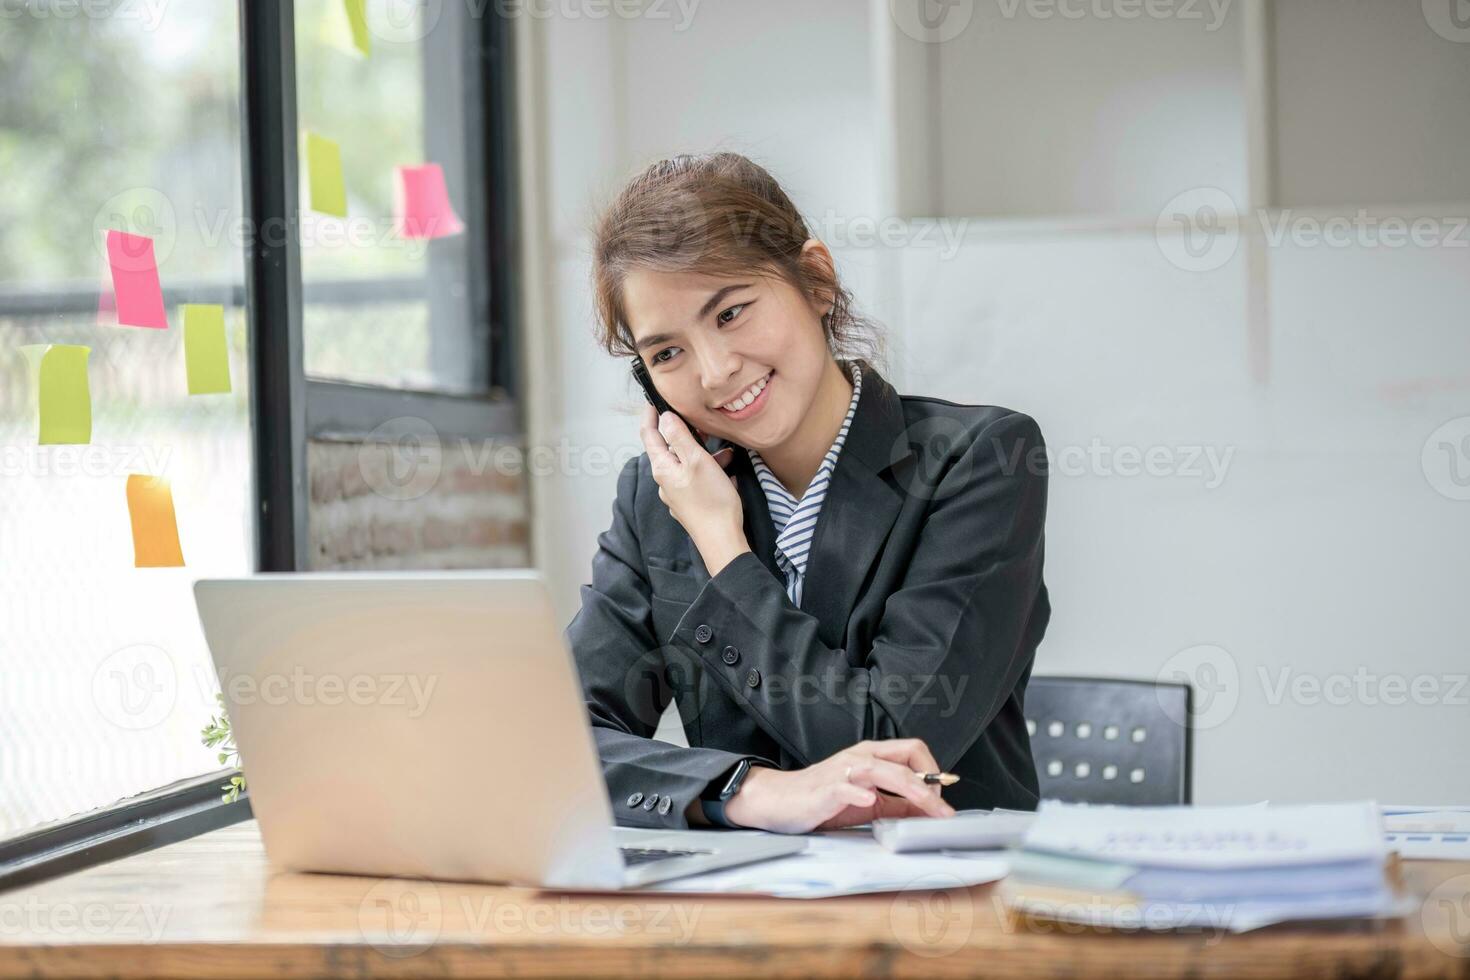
left=623, top=260, right=831, bottom=452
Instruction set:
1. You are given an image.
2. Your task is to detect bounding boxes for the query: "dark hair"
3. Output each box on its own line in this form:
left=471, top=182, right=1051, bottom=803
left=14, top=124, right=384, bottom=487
left=590, top=152, right=887, bottom=378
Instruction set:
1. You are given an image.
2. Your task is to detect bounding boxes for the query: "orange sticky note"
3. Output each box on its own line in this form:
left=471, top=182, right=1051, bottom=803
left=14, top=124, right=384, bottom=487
left=105, top=229, right=168, bottom=329
left=394, top=163, right=465, bottom=239
left=125, top=475, right=185, bottom=568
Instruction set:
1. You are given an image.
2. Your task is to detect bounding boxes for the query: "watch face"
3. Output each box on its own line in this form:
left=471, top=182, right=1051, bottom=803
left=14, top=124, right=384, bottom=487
left=721, top=758, right=752, bottom=801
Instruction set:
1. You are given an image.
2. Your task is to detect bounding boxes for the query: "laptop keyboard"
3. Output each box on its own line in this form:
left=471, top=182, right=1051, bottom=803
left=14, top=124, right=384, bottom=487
left=619, top=846, right=711, bottom=867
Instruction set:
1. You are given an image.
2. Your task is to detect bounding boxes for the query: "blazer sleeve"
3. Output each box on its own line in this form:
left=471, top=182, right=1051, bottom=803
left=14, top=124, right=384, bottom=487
left=665, top=411, right=1048, bottom=771
left=563, top=454, right=776, bottom=829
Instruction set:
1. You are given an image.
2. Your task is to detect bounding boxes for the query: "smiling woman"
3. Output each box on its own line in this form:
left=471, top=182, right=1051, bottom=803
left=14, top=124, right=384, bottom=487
left=567, top=152, right=1051, bottom=835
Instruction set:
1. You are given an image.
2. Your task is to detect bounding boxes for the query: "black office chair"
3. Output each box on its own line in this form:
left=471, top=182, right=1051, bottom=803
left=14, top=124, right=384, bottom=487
left=1024, top=676, right=1192, bottom=805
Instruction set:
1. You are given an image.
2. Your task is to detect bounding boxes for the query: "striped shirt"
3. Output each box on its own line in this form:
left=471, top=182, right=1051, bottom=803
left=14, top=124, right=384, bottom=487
left=747, top=364, right=863, bottom=608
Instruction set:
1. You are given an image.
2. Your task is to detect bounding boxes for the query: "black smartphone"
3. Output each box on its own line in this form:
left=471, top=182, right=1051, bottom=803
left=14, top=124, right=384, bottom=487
left=630, top=356, right=682, bottom=424
left=630, top=357, right=727, bottom=455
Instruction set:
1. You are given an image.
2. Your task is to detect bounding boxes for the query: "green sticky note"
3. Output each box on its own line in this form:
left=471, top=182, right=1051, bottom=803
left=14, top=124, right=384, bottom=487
left=344, top=0, right=370, bottom=56
left=183, top=304, right=232, bottom=395
left=35, top=344, right=92, bottom=445
left=305, top=131, right=347, bottom=217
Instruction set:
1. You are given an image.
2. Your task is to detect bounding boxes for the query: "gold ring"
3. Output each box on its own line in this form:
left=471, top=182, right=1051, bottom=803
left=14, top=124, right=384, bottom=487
left=844, top=765, right=853, bottom=783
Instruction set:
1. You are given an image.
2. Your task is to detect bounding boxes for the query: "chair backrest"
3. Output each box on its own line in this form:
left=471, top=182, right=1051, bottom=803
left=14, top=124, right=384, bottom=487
left=1024, top=675, right=1192, bottom=805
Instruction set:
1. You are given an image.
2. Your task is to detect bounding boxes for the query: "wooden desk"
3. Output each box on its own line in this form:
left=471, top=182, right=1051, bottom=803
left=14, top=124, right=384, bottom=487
left=0, top=821, right=1467, bottom=978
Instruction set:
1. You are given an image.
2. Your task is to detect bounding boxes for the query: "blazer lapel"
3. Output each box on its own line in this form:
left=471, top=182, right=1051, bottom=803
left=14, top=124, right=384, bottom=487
left=802, top=365, right=914, bottom=646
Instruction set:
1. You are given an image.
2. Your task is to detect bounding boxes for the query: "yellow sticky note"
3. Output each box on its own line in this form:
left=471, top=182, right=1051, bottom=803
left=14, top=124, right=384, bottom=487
left=28, top=344, right=92, bottom=445
left=305, top=131, right=347, bottom=217
left=126, top=475, right=185, bottom=568
left=183, top=304, right=232, bottom=395
left=344, top=0, right=370, bottom=56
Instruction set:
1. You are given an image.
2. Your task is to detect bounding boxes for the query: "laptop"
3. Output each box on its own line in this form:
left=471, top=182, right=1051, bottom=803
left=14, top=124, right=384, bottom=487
left=192, top=571, right=804, bottom=889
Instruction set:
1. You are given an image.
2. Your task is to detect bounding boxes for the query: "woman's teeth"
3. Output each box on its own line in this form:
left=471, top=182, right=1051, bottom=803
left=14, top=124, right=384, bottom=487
left=719, top=373, right=770, bottom=412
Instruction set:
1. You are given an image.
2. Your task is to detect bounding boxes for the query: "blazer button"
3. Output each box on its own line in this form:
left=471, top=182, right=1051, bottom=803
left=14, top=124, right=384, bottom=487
left=626, top=792, right=644, bottom=808
left=746, top=668, right=761, bottom=689
left=694, top=624, right=713, bottom=644
left=657, top=797, right=673, bottom=815
left=642, top=794, right=660, bottom=811
left=721, top=645, right=740, bottom=666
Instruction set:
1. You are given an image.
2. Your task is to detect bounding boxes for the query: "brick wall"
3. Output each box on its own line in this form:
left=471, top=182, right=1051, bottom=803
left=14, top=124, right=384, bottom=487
left=307, top=438, right=531, bottom=571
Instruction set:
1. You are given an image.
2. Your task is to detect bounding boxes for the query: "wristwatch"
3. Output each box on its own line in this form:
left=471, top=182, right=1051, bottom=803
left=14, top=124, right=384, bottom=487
left=700, top=757, right=763, bottom=828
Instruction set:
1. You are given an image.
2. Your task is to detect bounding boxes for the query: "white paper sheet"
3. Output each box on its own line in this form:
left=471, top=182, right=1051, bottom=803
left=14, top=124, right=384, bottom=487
left=639, top=831, right=1009, bottom=899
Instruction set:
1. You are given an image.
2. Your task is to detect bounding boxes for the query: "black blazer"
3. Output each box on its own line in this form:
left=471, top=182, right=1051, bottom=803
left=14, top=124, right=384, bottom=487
left=563, top=361, right=1050, bottom=829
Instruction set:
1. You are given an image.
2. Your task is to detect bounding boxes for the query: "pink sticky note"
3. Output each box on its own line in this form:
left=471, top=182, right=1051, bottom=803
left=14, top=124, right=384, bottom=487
left=394, top=163, right=465, bottom=239
left=105, top=229, right=168, bottom=329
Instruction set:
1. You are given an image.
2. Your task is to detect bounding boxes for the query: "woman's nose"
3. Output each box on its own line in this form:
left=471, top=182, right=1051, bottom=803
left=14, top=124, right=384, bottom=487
left=695, top=344, right=740, bottom=395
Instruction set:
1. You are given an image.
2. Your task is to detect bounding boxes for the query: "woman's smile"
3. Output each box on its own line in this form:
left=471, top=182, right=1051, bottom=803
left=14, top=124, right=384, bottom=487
left=714, top=370, right=774, bottom=421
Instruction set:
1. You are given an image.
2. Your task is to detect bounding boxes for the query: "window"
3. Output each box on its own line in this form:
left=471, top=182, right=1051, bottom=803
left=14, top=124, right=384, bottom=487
left=0, top=2, right=251, bottom=841
left=0, top=0, right=520, bottom=870
left=295, top=0, right=493, bottom=394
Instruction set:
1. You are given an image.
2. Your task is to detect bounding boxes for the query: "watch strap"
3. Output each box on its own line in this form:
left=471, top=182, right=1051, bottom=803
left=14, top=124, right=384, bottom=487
left=700, top=757, right=762, bottom=828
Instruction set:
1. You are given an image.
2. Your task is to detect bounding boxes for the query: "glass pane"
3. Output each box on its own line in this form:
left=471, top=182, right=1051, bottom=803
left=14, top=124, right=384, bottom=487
left=0, top=6, right=251, bottom=838
left=295, top=0, right=490, bottom=394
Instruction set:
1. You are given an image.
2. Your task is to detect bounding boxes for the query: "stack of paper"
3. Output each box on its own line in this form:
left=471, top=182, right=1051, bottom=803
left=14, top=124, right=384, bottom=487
left=1003, top=801, right=1408, bottom=933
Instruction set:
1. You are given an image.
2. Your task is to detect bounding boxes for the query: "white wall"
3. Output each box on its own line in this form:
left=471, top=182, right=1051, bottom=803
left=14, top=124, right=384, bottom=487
left=896, top=228, right=1470, bottom=805
left=516, top=2, right=1470, bottom=804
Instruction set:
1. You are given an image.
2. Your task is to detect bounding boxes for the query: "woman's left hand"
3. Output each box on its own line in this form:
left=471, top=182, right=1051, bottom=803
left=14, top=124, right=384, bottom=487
left=639, top=403, right=748, bottom=575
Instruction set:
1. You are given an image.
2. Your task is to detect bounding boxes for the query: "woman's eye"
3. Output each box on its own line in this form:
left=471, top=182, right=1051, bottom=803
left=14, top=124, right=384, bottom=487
left=652, top=347, right=678, bottom=365
left=717, top=303, right=747, bottom=325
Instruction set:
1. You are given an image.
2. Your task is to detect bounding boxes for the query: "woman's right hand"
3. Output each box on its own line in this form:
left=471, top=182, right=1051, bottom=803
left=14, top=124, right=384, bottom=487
left=723, top=739, right=957, bottom=834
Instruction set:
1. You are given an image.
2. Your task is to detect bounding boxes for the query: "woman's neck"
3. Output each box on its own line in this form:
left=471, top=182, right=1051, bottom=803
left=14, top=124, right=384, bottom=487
left=759, top=359, right=854, bottom=499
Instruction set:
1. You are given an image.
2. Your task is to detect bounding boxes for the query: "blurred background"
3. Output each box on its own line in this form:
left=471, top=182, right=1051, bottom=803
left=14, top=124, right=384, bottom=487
left=1, top=0, right=1466, bottom=843
left=518, top=0, right=1470, bottom=808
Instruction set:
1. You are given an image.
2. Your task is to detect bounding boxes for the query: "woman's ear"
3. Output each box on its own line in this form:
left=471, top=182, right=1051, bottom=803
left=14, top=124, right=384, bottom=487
left=798, top=238, right=838, bottom=316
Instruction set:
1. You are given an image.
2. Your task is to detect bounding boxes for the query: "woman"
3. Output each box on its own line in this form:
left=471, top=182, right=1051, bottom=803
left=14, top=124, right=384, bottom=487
left=565, top=152, right=1050, bottom=834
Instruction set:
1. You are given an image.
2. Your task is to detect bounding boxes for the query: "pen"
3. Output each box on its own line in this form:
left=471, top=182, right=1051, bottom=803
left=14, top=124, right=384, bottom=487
left=879, top=771, right=961, bottom=797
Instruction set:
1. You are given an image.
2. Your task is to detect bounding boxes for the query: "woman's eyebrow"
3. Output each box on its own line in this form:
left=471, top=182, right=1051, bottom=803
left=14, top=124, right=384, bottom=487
left=633, top=283, right=754, bottom=352
left=634, top=331, right=677, bottom=353
left=696, top=283, right=752, bottom=320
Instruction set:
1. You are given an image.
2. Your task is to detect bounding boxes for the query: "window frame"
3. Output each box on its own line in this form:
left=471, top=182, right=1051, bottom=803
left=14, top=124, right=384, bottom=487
left=0, top=0, right=520, bottom=892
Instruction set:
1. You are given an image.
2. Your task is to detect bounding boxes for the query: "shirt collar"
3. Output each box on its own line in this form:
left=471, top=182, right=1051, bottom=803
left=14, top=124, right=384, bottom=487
left=747, top=363, right=863, bottom=572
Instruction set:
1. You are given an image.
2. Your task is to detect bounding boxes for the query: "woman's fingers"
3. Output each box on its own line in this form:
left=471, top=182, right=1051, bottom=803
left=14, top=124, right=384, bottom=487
left=853, top=739, right=946, bottom=805
left=814, top=783, right=881, bottom=831
left=846, top=758, right=955, bottom=817
left=638, top=403, right=679, bottom=471
left=862, top=738, right=943, bottom=780
left=655, top=410, right=701, bottom=466
left=832, top=781, right=876, bottom=811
